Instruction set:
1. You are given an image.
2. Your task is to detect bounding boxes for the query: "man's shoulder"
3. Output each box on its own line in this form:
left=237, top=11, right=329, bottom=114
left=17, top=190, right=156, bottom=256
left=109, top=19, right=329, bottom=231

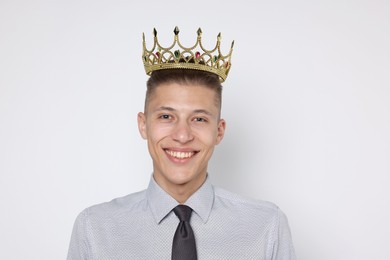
left=79, top=189, right=147, bottom=220
left=213, top=186, right=281, bottom=218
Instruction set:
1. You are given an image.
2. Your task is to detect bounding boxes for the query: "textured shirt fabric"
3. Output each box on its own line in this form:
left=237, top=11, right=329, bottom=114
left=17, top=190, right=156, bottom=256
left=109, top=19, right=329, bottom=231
left=67, top=176, right=296, bottom=260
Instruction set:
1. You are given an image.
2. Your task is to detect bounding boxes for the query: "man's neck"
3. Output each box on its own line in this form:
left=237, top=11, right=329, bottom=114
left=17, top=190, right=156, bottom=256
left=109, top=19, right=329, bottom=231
left=152, top=173, right=207, bottom=204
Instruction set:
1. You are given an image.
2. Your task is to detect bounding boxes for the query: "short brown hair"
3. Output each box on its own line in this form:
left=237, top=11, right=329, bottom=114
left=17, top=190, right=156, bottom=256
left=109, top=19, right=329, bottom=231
left=144, top=69, right=223, bottom=113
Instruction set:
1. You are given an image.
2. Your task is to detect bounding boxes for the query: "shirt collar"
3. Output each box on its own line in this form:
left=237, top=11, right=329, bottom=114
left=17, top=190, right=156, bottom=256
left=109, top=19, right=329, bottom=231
left=146, top=175, right=214, bottom=224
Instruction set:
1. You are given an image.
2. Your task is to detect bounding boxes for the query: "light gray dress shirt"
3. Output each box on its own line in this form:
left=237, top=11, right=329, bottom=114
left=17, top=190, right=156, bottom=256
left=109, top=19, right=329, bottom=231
left=67, top=176, right=296, bottom=259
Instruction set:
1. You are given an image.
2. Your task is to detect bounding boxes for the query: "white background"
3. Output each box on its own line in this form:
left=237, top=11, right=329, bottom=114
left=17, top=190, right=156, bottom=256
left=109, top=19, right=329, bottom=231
left=1, top=0, right=389, bottom=259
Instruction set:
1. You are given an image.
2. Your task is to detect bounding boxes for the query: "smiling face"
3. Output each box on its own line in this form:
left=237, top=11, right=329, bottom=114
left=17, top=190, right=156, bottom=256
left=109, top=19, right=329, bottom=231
left=138, top=82, right=225, bottom=201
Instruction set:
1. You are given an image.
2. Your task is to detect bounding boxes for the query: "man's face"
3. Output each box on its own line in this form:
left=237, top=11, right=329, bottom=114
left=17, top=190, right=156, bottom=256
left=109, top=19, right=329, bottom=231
left=138, top=82, right=225, bottom=195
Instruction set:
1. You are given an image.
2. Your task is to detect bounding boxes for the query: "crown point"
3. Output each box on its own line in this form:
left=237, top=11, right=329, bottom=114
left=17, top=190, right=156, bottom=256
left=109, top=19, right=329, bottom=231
left=197, top=28, right=202, bottom=36
left=153, top=28, right=157, bottom=37
left=174, top=26, right=180, bottom=35
left=231, top=40, right=235, bottom=48
left=142, top=33, right=145, bottom=42
left=217, top=32, right=221, bottom=40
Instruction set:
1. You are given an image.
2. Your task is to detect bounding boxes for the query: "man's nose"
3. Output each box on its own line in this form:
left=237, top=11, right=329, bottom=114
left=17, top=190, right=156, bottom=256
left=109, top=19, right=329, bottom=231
left=172, top=120, right=194, bottom=143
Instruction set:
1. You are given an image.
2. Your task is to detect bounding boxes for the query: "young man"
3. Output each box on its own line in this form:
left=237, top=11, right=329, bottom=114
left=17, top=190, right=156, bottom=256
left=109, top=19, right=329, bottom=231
left=67, top=27, right=296, bottom=259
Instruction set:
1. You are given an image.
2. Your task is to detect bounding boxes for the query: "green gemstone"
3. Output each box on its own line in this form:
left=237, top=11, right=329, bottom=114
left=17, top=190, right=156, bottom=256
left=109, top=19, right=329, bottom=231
left=174, top=26, right=180, bottom=35
left=213, top=55, right=218, bottom=62
left=197, top=28, right=202, bottom=36
left=174, top=50, right=180, bottom=58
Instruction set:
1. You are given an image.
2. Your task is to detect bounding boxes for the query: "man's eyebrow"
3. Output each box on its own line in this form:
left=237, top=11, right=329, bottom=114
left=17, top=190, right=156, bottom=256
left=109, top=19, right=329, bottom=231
left=193, top=109, right=214, bottom=116
left=154, top=106, right=176, bottom=112
left=153, top=107, right=214, bottom=116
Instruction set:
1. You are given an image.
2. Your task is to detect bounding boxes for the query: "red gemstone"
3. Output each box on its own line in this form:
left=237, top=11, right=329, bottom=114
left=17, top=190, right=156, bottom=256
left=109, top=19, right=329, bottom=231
left=156, top=52, right=160, bottom=59
left=225, top=61, right=230, bottom=68
left=195, top=52, right=200, bottom=59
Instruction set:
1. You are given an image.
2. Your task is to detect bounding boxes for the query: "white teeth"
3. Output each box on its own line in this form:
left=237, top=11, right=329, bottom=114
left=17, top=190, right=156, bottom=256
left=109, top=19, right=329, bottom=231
left=166, top=150, right=195, bottom=159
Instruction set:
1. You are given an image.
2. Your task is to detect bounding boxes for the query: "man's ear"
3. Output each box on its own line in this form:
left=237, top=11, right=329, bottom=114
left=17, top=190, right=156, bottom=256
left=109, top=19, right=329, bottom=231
left=137, top=112, right=147, bottom=140
left=216, top=119, right=226, bottom=145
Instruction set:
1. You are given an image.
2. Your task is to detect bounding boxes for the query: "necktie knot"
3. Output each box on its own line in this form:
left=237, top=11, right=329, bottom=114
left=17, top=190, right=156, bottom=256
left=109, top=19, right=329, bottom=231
left=173, top=205, right=193, bottom=222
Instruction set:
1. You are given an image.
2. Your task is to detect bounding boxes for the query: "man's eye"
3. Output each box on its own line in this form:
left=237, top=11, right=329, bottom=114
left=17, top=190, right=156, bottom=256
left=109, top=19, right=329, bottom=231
left=194, top=117, right=206, bottom=122
left=160, top=115, right=171, bottom=119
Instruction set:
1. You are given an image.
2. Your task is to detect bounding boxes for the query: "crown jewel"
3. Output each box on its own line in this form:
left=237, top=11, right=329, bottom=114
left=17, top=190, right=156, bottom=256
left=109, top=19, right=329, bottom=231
left=142, top=27, right=234, bottom=82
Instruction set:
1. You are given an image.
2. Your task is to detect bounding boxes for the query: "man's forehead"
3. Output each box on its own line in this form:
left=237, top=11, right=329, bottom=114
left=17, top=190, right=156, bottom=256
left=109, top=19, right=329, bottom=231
left=145, top=82, right=222, bottom=116
left=147, top=88, right=219, bottom=116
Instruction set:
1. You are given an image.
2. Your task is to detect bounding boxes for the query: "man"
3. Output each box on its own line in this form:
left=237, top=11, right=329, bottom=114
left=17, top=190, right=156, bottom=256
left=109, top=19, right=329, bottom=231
left=67, top=27, right=296, bottom=259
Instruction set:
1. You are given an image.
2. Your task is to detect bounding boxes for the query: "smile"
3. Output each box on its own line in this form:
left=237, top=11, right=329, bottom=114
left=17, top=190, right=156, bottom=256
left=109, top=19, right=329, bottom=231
left=165, top=149, right=197, bottom=159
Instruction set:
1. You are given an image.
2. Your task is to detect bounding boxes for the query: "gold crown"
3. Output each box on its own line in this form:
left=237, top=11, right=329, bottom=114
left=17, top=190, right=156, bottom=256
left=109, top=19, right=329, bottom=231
left=142, top=26, right=234, bottom=82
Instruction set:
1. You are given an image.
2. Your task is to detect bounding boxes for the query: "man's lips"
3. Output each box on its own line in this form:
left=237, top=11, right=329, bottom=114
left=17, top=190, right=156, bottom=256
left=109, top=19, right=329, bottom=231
left=164, top=149, right=199, bottom=159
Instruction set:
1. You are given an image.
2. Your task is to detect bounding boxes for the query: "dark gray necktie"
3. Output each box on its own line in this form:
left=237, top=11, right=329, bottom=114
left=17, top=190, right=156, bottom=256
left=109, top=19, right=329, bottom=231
left=171, top=205, right=197, bottom=260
